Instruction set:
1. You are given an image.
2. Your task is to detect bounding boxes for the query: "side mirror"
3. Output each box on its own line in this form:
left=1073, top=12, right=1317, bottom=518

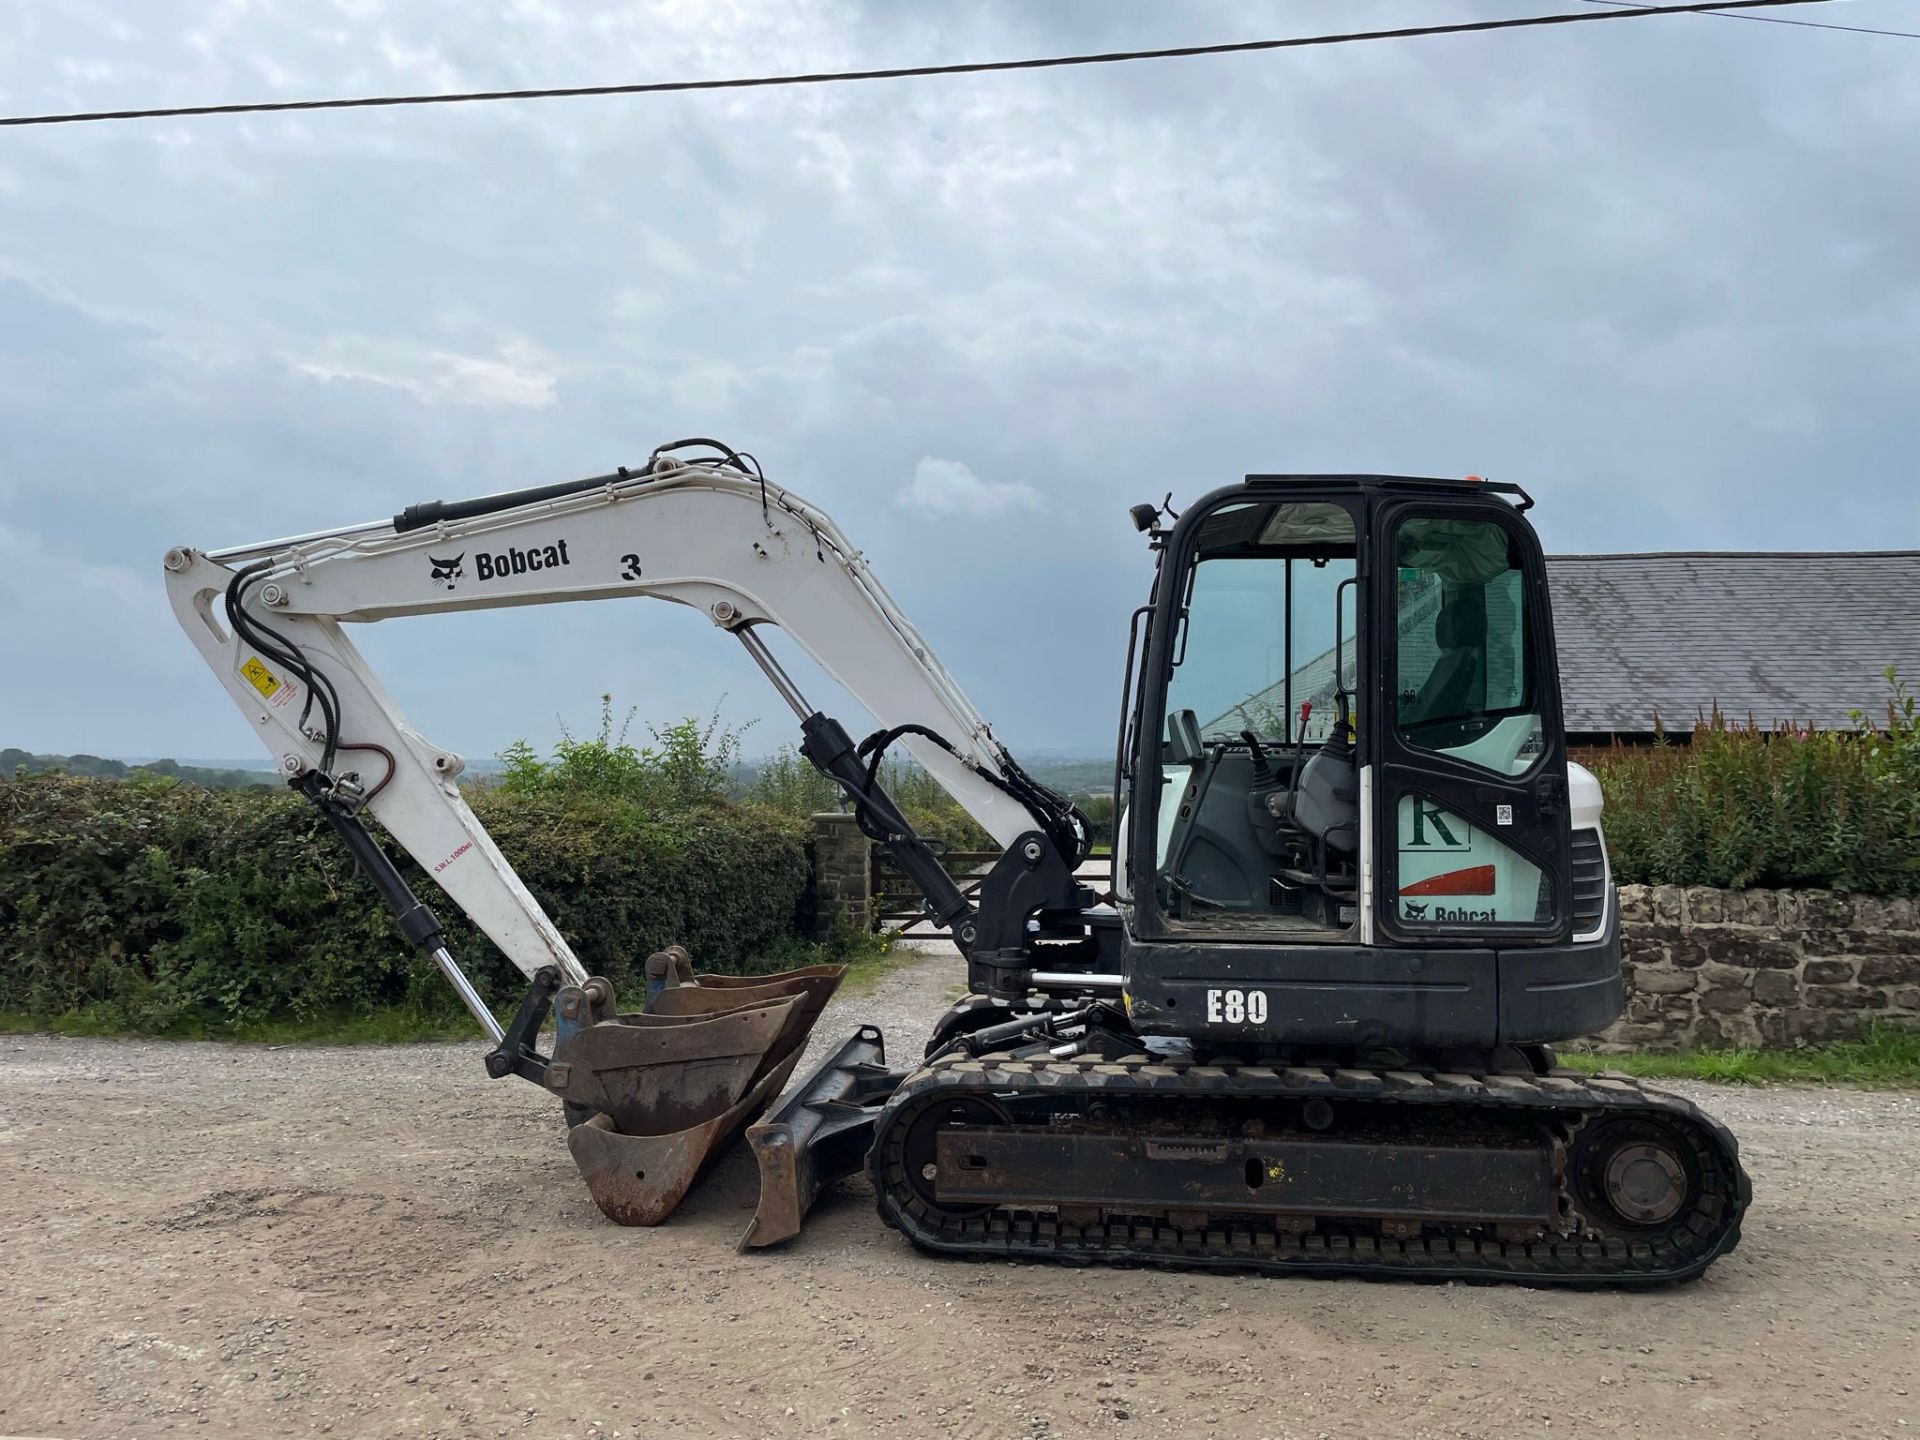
left=1167, top=708, right=1204, bottom=767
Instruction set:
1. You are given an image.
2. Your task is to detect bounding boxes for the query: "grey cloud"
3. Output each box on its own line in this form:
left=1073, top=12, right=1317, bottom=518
left=3, top=1, right=1917, bottom=760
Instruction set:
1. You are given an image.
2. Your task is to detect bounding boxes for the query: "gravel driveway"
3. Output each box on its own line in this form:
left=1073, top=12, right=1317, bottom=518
left=2, top=939, right=1915, bottom=1440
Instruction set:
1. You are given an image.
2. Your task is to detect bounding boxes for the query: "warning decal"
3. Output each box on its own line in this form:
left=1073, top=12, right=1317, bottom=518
left=240, top=656, right=281, bottom=699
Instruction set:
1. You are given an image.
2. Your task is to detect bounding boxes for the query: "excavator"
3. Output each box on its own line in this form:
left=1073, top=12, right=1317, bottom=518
left=164, top=440, right=1749, bottom=1285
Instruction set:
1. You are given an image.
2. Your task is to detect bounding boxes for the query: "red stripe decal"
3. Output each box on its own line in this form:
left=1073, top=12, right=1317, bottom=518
left=1400, top=864, right=1496, bottom=897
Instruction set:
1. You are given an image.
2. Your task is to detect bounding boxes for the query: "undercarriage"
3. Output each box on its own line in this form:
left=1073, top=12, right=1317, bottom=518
left=738, top=1000, right=1749, bottom=1286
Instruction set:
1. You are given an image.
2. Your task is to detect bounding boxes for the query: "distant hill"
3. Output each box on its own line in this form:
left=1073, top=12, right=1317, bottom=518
left=1018, top=757, right=1114, bottom=797
left=8, top=746, right=1111, bottom=797
left=1, top=748, right=276, bottom=789
left=119, top=755, right=277, bottom=773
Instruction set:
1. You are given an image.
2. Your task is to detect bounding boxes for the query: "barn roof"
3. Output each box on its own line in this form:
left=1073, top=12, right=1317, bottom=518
left=1548, top=551, right=1920, bottom=736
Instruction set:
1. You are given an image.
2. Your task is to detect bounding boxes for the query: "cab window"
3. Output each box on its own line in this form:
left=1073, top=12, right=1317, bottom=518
left=1392, top=516, right=1542, bottom=777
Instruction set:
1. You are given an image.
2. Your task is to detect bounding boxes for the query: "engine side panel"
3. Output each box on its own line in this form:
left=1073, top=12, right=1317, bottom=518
left=1121, top=897, right=1622, bottom=1049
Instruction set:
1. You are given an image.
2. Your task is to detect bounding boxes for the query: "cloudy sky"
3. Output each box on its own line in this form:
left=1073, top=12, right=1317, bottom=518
left=2, top=1, right=1915, bottom=764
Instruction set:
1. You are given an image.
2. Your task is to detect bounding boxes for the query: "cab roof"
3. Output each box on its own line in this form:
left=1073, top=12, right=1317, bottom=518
left=1240, top=474, right=1533, bottom=509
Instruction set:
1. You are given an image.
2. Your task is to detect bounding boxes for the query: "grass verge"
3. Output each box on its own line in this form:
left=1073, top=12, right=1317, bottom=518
left=0, top=932, right=906, bottom=1044
left=1561, top=1022, right=1920, bottom=1087
left=730, top=924, right=903, bottom=995
left=837, top=928, right=909, bottom=994
left=0, top=1006, right=482, bottom=1044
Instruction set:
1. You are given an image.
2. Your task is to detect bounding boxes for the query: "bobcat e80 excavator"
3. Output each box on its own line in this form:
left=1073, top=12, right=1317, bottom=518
left=164, top=440, right=1749, bottom=1284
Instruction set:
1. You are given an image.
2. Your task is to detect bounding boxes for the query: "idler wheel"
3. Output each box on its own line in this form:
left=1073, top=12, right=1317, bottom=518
left=1573, top=1117, right=1696, bottom=1231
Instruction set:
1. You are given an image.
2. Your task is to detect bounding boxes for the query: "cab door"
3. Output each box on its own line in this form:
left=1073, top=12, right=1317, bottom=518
left=1367, top=498, right=1571, bottom=945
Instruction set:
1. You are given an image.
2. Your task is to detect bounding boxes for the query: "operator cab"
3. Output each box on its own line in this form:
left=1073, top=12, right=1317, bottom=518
left=1113, top=475, right=1619, bottom=1049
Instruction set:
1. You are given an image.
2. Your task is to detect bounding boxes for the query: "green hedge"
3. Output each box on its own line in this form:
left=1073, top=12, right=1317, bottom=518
left=1589, top=708, right=1920, bottom=896
left=0, top=776, right=813, bottom=1032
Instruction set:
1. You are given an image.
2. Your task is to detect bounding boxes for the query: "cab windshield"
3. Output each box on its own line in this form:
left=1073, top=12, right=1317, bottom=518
left=1153, top=498, right=1361, bottom=938
left=1165, top=500, right=1357, bottom=745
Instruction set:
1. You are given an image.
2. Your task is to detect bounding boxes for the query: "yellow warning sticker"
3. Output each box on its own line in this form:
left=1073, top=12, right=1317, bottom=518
left=240, top=656, right=281, bottom=698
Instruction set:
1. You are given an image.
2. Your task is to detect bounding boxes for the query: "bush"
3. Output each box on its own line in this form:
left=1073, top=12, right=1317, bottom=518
left=1590, top=670, right=1920, bottom=895
left=1078, top=793, right=1116, bottom=850
left=475, top=790, right=810, bottom=983
left=741, top=746, right=843, bottom=817
left=0, top=774, right=813, bottom=1033
left=497, top=696, right=748, bottom=812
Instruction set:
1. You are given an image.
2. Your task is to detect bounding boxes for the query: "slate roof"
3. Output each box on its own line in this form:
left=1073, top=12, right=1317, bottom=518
left=1548, top=551, right=1920, bottom=736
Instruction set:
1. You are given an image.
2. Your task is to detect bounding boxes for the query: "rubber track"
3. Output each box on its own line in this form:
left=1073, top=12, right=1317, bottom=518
left=869, top=1051, right=1751, bottom=1287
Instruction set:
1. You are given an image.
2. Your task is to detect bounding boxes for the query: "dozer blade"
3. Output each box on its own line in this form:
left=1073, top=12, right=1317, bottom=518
left=739, top=1025, right=904, bottom=1250
left=550, top=961, right=850, bottom=1226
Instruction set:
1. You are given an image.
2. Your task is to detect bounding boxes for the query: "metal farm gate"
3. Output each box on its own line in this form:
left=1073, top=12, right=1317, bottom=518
left=870, top=849, right=998, bottom=936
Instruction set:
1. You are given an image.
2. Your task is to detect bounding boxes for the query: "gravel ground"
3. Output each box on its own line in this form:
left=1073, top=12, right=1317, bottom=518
left=2, top=939, right=1917, bottom=1440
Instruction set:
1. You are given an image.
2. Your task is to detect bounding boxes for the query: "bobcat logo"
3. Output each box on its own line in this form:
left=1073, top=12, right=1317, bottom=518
left=1402, top=901, right=1430, bottom=920
left=428, top=554, right=466, bottom=591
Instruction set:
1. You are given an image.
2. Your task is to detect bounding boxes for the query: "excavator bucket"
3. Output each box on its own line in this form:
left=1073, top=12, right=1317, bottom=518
left=566, top=1057, right=804, bottom=1226
left=739, top=1025, right=903, bottom=1249
left=647, top=962, right=846, bottom=1059
left=543, top=955, right=848, bottom=1226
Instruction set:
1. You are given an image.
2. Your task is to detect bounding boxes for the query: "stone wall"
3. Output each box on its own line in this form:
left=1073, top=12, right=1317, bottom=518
left=803, top=826, right=1916, bottom=1051
left=1597, top=885, right=1920, bottom=1052
left=808, top=812, right=872, bottom=939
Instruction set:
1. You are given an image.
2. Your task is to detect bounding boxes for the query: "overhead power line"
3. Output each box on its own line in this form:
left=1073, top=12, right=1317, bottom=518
left=0, top=0, right=1839, bottom=131
left=1575, top=0, right=1920, bottom=37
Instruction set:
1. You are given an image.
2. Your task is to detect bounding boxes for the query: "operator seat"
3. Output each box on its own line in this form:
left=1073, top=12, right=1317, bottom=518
left=1287, top=735, right=1358, bottom=855
left=1266, top=712, right=1361, bottom=920
left=1408, top=590, right=1485, bottom=725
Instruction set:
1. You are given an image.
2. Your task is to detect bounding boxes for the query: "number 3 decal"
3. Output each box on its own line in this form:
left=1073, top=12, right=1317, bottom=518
left=620, top=554, right=643, bottom=580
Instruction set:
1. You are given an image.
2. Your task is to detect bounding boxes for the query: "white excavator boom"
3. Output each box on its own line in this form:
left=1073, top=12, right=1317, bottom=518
left=163, top=453, right=1045, bottom=1004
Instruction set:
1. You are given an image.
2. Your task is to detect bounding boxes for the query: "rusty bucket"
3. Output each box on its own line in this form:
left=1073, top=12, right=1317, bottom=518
left=553, top=959, right=848, bottom=1226
left=646, top=964, right=845, bottom=1082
